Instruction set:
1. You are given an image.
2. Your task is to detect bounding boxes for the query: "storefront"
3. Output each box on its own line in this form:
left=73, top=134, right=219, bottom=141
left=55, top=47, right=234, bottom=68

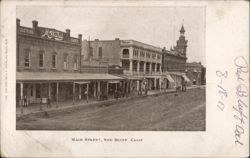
left=16, top=72, right=124, bottom=107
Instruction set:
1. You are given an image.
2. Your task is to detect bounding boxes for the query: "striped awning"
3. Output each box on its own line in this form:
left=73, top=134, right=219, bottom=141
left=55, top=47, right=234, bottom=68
left=182, top=74, right=191, bottom=82
left=166, top=74, right=175, bottom=83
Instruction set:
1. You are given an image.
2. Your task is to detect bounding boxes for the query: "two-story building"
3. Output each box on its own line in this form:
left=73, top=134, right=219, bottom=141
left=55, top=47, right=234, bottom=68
left=16, top=19, right=122, bottom=108
left=82, top=39, right=165, bottom=95
left=185, top=62, right=206, bottom=85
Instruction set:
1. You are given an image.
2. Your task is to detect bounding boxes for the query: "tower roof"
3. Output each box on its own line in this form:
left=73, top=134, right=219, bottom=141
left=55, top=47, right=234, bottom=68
left=180, top=25, right=185, bottom=33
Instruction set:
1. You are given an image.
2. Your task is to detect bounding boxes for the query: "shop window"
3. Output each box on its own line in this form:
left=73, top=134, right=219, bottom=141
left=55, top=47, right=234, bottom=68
left=36, top=84, right=40, bottom=98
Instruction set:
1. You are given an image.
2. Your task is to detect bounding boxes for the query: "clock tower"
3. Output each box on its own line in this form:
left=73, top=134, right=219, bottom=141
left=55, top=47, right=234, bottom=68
left=176, top=25, right=188, bottom=57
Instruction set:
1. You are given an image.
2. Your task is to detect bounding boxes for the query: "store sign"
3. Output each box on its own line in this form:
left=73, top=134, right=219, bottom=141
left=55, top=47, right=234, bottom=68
left=41, top=29, right=64, bottom=41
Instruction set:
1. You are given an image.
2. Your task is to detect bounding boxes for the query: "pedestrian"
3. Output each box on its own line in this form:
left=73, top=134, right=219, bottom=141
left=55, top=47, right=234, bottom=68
left=47, top=97, right=51, bottom=108
left=84, top=89, right=87, bottom=99
left=114, top=90, right=118, bottom=100
left=23, top=95, right=27, bottom=107
left=184, top=81, right=187, bottom=91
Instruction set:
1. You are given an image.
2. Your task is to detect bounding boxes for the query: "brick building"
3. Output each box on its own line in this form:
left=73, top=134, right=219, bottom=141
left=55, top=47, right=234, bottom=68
left=162, top=25, right=191, bottom=88
left=185, top=62, right=206, bottom=85
left=16, top=19, right=122, bottom=107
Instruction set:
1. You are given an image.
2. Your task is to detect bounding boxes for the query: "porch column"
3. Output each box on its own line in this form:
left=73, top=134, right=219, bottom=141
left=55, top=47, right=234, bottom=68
left=86, top=83, right=89, bottom=103
left=143, top=62, right=146, bottom=74
left=93, top=82, right=96, bottom=97
left=40, top=83, right=42, bottom=110
left=48, top=82, right=51, bottom=98
left=137, top=61, right=140, bottom=73
left=20, top=82, right=23, bottom=103
left=154, top=78, right=156, bottom=89
left=159, top=78, right=162, bottom=92
left=97, top=81, right=101, bottom=100
left=79, top=84, right=81, bottom=99
left=126, top=81, right=129, bottom=97
left=139, top=80, right=142, bottom=94
left=56, top=82, right=59, bottom=107
left=159, top=64, right=162, bottom=74
left=20, top=82, right=24, bottom=114
left=129, top=60, right=133, bottom=73
left=72, top=82, right=75, bottom=105
left=106, top=82, right=109, bottom=99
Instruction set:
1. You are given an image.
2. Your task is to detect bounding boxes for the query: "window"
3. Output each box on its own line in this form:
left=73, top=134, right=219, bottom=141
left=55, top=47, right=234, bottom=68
left=152, top=54, right=156, bottom=59
left=140, top=51, right=145, bottom=57
left=157, top=55, right=161, bottom=60
left=24, top=49, right=30, bottom=67
left=90, top=47, right=93, bottom=57
left=122, top=49, right=129, bottom=58
left=36, top=84, right=40, bottom=98
left=39, top=51, right=44, bottom=68
left=74, top=55, right=78, bottom=70
left=98, top=47, right=102, bottom=58
left=52, top=53, right=57, bottom=68
left=64, top=54, right=68, bottom=70
left=146, top=52, right=151, bottom=58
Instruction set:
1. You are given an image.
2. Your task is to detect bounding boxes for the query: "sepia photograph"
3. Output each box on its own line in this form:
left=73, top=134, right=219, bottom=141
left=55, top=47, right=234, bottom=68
left=16, top=6, right=206, bottom=131
left=1, top=0, right=249, bottom=157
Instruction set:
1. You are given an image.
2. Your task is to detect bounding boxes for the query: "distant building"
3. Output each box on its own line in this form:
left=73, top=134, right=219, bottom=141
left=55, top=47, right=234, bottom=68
left=186, top=62, right=206, bottom=85
left=162, top=25, right=190, bottom=88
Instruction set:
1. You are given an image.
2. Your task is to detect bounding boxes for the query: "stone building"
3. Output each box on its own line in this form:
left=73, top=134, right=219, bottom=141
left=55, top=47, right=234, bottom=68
left=16, top=19, right=122, bottom=107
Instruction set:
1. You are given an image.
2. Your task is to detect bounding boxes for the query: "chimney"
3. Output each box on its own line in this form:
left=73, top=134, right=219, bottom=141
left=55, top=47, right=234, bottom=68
left=16, top=19, right=20, bottom=26
left=78, top=34, right=82, bottom=43
left=32, top=20, right=38, bottom=35
left=66, top=29, right=70, bottom=38
left=94, top=39, right=99, bottom=41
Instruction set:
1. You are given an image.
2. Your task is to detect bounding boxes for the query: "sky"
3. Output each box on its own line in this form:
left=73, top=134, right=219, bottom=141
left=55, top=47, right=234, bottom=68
left=17, top=6, right=206, bottom=65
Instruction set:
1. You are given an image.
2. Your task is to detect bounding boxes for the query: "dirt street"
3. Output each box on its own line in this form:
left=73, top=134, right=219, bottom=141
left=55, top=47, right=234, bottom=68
left=17, top=88, right=205, bottom=131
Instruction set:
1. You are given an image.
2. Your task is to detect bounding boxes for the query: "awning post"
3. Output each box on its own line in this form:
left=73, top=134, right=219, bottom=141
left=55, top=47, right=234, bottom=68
left=48, top=82, right=51, bottom=98
left=72, top=82, right=75, bottom=105
left=20, top=82, right=23, bottom=114
left=79, top=84, right=82, bottom=99
left=86, top=83, right=89, bottom=103
left=56, top=82, right=59, bottom=108
left=97, top=81, right=101, bottom=100
left=40, top=83, right=42, bottom=110
left=106, top=81, right=109, bottom=99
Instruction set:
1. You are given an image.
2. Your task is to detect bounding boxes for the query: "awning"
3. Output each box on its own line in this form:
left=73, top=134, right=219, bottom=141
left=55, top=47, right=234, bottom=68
left=166, top=74, right=175, bottom=83
left=182, top=74, right=191, bottom=82
left=16, top=72, right=124, bottom=82
left=108, top=81, right=120, bottom=84
left=114, top=74, right=143, bottom=80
